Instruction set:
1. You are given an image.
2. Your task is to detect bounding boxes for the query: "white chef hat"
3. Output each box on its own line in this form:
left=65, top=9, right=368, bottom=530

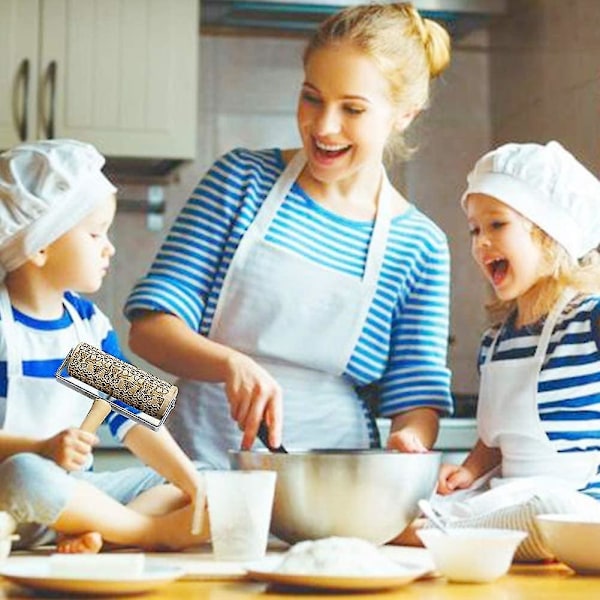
left=0, top=138, right=116, bottom=278
left=461, top=141, right=600, bottom=260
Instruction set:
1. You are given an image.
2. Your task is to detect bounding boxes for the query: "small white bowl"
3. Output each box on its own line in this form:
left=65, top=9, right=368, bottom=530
left=416, top=527, right=527, bottom=583
left=535, top=514, right=600, bottom=574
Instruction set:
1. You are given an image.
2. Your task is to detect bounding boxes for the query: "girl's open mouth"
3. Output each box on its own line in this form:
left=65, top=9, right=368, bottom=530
left=488, top=258, right=508, bottom=285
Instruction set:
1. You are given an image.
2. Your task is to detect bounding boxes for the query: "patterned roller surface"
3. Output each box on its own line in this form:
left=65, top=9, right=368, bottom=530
left=66, top=342, right=177, bottom=419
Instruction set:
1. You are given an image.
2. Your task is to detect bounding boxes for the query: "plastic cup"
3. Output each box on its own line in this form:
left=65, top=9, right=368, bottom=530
left=205, top=470, right=276, bottom=561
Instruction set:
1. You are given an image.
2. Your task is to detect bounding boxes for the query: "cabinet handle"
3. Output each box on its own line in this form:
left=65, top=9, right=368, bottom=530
left=14, top=59, right=30, bottom=141
left=42, top=60, right=57, bottom=139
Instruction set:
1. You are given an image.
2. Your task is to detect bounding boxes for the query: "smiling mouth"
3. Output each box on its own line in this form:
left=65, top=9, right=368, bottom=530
left=313, top=139, right=351, bottom=159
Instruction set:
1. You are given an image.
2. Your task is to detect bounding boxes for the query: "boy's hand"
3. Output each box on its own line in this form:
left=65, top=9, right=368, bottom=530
left=39, top=428, right=98, bottom=471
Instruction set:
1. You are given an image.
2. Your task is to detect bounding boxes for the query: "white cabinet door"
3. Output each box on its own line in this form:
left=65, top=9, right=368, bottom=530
left=0, top=0, right=198, bottom=159
left=0, top=0, right=39, bottom=147
left=40, top=0, right=198, bottom=158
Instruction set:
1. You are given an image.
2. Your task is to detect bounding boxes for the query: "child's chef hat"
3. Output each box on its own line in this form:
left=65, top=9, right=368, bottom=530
left=0, top=138, right=116, bottom=277
left=461, top=141, right=600, bottom=260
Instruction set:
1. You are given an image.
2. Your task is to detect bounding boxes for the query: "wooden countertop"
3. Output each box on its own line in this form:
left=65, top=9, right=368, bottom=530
left=143, top=565, right=600, bottom=600
left=2, top=561, right=599, bottom=599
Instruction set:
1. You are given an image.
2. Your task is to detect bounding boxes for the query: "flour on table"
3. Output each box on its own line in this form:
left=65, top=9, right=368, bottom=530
left=275, top=537, right=404, bottom=576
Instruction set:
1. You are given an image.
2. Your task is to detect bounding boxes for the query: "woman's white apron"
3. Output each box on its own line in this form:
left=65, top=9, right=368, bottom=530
left=0, top=286, right=93, bottom=438
left=435, top=290, right=600, bottom=517
left=168, top=151, right=393, bottom=468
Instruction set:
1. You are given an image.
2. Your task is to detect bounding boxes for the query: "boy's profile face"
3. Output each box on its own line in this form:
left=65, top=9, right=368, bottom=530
left=42, top=193, right=117, bottom=294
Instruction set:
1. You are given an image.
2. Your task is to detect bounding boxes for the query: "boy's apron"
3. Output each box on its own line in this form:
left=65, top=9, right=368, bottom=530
left=435, top=290, right=600, bottom=517
left=168, top=150, right=393, bottom=468
left=0, top=286, right=93, bottom=438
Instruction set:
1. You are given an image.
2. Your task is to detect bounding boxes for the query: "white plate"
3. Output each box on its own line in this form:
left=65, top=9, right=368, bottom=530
left=246, top=560, right=428, bottom=591
left=0, top=559, right=184, bottom=596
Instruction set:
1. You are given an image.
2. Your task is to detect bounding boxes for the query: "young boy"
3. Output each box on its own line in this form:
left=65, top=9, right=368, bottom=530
left=0, top=139, right=208, bottom=553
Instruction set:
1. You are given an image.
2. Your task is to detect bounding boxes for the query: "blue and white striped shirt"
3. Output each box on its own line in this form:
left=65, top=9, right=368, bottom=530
left=479, top=294, right=600, bottom=499
left=0, top=292, right=134, bottom=443
left=125, top=148, right=453, bottom=417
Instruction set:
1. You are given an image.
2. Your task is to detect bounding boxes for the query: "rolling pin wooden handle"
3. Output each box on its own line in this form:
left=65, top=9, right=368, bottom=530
left=80, top=399, right=112, bottom=433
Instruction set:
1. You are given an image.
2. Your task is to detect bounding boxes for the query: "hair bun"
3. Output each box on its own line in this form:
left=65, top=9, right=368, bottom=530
left=422, top=18, right=451, bottom=78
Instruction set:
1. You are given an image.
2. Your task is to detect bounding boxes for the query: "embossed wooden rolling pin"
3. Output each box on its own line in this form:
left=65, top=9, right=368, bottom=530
left=55, top=342, right=178, bottom=432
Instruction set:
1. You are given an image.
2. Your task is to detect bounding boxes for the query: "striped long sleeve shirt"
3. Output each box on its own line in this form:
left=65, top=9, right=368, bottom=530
left=478, top=294, right=600, bottom=499
left=0, top=292, right=135, bottom=444
left=125, top=148, right=453, bottom=417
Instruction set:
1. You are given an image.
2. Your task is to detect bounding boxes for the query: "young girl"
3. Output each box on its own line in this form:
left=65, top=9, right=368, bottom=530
left=0, top=139, right=208, bottom=553
left=430, top=140, right=600, bottom=561
left=125, top=2, right=454, bottom=468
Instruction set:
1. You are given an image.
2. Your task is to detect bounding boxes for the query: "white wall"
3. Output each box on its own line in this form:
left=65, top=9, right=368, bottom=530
left=490, top=0, right=600, bottom=173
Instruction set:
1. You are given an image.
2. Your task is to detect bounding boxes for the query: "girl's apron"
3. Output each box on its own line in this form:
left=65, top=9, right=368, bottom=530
left=435, top=290, right=600, bottom=517
left=0, top=286, right=93, bottom=438
left=168, top=150, right=393, bottom=468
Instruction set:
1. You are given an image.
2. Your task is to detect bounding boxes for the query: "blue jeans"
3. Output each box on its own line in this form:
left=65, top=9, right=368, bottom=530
left=0, top=453, right=164, bottom=548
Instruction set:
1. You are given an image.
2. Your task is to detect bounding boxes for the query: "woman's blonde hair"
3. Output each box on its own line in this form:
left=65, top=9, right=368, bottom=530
left=303, top=2, right=451, bottom=159
left=486, top=226, right=600, bottom=325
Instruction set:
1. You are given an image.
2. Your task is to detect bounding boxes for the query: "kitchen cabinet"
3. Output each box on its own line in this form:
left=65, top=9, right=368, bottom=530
left=0, top=0, right=198, bottom=159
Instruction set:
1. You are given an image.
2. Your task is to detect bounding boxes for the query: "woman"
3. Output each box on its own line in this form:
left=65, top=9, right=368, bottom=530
left=125, top=2, right=454, bottom=468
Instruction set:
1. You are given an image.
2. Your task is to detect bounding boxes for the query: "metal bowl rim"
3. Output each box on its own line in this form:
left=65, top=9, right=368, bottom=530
left=229, top=448, right=443, bottom=456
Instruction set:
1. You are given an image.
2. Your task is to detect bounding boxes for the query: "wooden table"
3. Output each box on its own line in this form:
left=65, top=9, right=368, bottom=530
left=1, top=562, right=600, bottom=599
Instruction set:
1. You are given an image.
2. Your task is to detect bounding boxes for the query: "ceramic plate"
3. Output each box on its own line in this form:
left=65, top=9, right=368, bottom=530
left=246, top=560, right=428, bottom=591
left=0, top=559, right=184, bottom=596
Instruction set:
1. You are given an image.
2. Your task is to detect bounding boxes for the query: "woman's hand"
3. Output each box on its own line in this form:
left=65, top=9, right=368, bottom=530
left=224, top=351, right=283, bottom=450
left=387, top=408, right=440, bottom=453
left=386, top=428, right=429, bottom=453
left=38, top=428, right=98, bottom=471
left=437, top=462, right=476, bottom=495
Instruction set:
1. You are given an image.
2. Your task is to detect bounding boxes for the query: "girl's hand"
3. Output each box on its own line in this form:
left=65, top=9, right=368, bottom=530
left=386, top=428, right=429, bottom=453
left=39, top=428, right=98, bottom=471
left=224, top=351, right=283, bottom=450
left=437, top=462, right=476, bottom=495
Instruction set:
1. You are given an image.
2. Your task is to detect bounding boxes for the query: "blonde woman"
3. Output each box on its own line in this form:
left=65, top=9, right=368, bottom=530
left=126, top=3, right=453, bottom=466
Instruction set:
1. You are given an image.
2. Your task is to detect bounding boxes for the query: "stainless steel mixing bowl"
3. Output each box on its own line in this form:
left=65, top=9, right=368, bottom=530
left=229, top=449, right=441, bottom=545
